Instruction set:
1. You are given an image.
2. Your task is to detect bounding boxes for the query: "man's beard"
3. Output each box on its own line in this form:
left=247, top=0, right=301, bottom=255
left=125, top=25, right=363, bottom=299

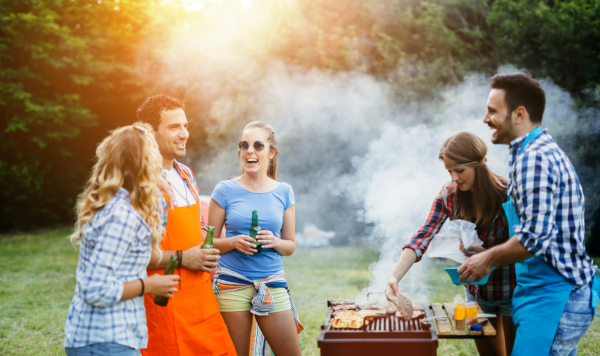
left=157, top=137, right=185, bottom=161
left=491, top=112, right=515, bottom=144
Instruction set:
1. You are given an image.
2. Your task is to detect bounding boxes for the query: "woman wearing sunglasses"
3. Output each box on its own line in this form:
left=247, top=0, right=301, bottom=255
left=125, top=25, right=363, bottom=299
left=208, top=121, right=302, bottom=356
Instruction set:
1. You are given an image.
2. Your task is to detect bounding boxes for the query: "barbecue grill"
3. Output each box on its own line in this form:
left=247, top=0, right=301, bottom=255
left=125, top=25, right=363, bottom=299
left=318, top=302, right=438, bottom=356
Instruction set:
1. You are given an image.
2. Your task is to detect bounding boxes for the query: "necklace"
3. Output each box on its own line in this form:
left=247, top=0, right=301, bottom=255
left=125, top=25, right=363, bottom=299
left=168, top=177, right=192, bottom=208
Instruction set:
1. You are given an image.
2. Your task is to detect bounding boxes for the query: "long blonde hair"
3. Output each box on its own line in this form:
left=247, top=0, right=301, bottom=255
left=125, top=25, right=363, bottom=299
left=238, top=121, right=279, bottom=180
left=70, top=122, right=163, bottom=251
left=439, top=132, right=506, bottom=233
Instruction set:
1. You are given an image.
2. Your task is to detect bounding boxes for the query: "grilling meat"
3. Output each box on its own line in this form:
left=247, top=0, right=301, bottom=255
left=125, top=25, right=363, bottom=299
left=385, top=288, right=413, bottom=321
left=412, top=302, right=425, bottom=311
left=330, top=300, right=355, bottom=306
left=356, top=302, right=380, bottom=310
left=382, top=301, right=399, bottom=315
left=332, top=304, right=358, bottom=311
left=330, top=311, right=364, bottom=329
left=420, top=319, right=432, bottom=330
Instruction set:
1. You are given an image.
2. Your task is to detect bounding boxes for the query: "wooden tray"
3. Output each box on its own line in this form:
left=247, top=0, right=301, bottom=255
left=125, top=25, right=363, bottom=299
left=428, top=303, right=496, bottom=339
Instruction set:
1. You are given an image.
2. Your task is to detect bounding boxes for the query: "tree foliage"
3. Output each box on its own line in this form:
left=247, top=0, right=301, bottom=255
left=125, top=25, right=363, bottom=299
left=489, top=0, right=600, bottom=93
left=1, top=0, right=600, bottom=247
left=0, top=0, right=150, bottom=230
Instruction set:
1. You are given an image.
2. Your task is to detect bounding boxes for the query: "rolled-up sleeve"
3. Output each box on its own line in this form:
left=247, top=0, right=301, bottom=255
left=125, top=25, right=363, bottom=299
left=403, top=190, right=448, bottom=262
left=513, top=152, right=556, bottom=257
left=79, top=208, right=135, bottom=307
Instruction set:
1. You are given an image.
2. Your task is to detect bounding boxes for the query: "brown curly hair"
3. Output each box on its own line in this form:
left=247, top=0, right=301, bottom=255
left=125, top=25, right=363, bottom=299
left=137, top=94, right=185, bottom=130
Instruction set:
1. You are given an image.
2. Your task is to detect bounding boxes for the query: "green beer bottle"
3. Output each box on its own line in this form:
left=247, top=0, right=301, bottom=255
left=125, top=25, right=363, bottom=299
left=201, top=226, right=215, bottom=249
left=153, top=255, right=178, bottom=307
left=249, top=210, right=262, bottom=254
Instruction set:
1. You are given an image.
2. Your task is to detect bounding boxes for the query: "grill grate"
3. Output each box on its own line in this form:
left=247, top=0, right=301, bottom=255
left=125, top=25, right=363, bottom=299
left=324, top=314, right=424, bottom=332
left=318, top=301, right=438, bottom=356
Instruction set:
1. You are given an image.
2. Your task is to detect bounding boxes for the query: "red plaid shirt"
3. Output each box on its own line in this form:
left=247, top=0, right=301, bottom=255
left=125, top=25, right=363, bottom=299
left=403, top=179, right=516, bottom=302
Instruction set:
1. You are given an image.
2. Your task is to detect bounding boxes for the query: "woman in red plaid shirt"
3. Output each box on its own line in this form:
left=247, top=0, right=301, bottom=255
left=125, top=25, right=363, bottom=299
left=386, top=132, right=516, bottom=356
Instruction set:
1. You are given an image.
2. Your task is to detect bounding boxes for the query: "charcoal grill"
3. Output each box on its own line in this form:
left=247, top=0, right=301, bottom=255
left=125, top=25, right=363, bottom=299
left=318, top=302, right=438, bottom=356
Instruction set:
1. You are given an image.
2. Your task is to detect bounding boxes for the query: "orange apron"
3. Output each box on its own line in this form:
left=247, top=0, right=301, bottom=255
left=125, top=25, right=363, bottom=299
left=143, top=197, right=236, bottom=356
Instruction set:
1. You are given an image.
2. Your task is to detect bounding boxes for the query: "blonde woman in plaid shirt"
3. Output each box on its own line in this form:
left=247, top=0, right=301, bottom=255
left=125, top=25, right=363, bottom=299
left=64, top=123, right=180, bottom=356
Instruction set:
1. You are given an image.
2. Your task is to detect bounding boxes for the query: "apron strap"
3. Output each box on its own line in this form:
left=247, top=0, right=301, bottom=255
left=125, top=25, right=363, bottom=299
left=593, top=270, right=600, bottom=317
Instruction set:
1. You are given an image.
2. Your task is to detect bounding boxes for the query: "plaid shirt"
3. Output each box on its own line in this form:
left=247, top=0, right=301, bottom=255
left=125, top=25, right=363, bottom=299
left=64, top=188, right=152, bottom=349
left=160, top=160, right=207, bottom=231
left=403, top=179, right=516, bottom=302
left=509, top=129, right=596, bottom=286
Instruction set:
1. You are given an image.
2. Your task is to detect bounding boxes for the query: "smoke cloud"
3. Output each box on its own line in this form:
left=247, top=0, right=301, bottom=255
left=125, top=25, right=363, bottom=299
left=189, top=63, right=594, bottom=302
left=143, top=13, right=599, bottom=301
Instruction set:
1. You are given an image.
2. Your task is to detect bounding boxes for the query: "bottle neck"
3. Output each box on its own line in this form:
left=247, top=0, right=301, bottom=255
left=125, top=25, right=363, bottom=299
left=205, top=231, right=214, bottom=244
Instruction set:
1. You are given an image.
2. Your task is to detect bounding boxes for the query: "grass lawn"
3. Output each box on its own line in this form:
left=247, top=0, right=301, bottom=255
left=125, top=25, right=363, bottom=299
left=0, top=228, right=599, bottom=355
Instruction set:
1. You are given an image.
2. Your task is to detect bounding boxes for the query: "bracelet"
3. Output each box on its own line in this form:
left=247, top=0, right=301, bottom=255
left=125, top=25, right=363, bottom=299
left=176, top=250, right=183, bottom=269
left=176, top=250, right=183, bottom=289
left=139, top=279, right=145, bottom=296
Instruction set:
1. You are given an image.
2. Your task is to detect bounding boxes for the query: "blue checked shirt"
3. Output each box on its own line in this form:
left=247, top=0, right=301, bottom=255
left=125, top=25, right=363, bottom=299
left=509, top=129, right=596, bottom=286
left=64, top=188, right=153, bottom=349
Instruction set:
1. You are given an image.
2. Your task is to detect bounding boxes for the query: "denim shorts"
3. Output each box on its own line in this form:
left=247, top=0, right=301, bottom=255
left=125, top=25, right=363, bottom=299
left=65, top=342, right=140, bottom=356
left=465, top=288, right=513, bottom=317
left=550, top=283, right=594, bottom=356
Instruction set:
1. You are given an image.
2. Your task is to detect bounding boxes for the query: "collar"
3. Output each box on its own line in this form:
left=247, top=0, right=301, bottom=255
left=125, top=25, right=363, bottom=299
left=115, top=187, right=130, bottom=200
left=171, top=160, right=185, bottom=178
left=509, top=127, right=545, bottom=154
left=509, top=132, right=529, bottom=154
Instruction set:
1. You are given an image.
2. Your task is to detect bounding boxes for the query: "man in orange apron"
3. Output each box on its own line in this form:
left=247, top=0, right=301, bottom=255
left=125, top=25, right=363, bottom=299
left=137, top=94, right=237, bottom=356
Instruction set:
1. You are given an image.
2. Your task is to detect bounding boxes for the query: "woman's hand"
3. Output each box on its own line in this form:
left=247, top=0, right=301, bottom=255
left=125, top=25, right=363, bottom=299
left=459, top=240, right=487, bottom=257
left=257, top=230, right=280, bottom=250
left=144, top=273, right=180, bottom=298
left=385, top=275, right=401, bottom=300
left=231, top=234, right=258, bottom=255
left=157, top=175, right=175, bottom=211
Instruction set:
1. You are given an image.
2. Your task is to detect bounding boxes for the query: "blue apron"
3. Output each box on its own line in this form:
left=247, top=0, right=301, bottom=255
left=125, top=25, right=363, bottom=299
left=502, top=127, right=600, bottom=356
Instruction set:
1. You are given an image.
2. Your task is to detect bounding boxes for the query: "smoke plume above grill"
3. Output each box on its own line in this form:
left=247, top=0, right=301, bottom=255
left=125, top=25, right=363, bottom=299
left=141, top=14, right=599, bottom=301
left=178, top=63, right=595, bottom=302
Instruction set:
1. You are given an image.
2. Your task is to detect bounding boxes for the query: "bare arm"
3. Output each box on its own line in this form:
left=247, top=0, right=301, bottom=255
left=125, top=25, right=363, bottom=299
left=120, top=274, right=180, bottom=301
left=209, top=198, right=259, bottom=255
left=148, top=224, right=219, bottom=272
left=458, top=236, right=532, bottom=284
left=385, top=248, right=417, bottom=298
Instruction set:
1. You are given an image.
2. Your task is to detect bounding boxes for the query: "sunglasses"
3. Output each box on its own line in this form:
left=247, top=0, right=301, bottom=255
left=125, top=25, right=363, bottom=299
left=238, top=140, right=266, bottom=151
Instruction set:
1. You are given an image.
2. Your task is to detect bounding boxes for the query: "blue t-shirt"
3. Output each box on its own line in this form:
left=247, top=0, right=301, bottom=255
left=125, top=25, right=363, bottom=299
left=211, top=179, right=295, bottom=280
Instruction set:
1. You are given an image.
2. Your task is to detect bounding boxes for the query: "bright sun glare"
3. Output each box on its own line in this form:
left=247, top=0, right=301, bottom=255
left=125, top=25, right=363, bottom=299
left=160, top=0, right=253, bottom=12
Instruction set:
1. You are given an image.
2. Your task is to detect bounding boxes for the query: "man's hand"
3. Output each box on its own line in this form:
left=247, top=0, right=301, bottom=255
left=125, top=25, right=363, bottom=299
left=459, top=240, right=487, bottom=257
left=182, top=244, right=221, bottom=272
left=458, top=249, right=494, bottom=284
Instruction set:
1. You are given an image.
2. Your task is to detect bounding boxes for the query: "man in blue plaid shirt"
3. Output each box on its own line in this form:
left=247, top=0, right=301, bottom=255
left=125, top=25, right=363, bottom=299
left=459, top=73, right=599, bottom=356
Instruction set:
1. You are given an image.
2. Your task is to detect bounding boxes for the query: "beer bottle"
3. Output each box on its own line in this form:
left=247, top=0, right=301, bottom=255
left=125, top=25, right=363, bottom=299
left=201, top=226, right=215, bottom=249
left=153, top=255, right=178, bottom=307
left=249, top=210, right=262, bottom=254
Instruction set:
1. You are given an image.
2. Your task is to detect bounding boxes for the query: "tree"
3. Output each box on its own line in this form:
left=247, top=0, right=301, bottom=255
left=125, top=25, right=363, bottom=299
left=0, top=0, right=151, bottom=230
left=488, top=0, right=600, bottom=93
